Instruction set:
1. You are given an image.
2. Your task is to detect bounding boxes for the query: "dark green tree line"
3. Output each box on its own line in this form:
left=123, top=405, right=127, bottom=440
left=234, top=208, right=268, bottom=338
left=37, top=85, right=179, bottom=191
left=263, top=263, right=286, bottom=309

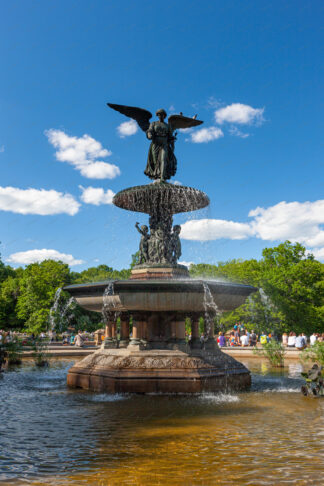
left=0, top=242, right=323, bottom=335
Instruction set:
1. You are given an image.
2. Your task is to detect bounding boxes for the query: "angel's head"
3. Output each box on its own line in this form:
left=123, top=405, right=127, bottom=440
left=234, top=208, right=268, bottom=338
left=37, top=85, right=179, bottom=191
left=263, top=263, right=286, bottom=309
left=156, top=108, right=167, bottom=121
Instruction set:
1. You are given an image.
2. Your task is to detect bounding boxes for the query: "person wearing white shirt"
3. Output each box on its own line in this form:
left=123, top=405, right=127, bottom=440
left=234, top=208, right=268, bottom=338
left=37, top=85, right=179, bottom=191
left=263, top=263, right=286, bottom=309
left=287, top=332, right=296, bottom=347
left=310, top=333, right=317, bottom=346
left=240, top=333, right=249, bottom=347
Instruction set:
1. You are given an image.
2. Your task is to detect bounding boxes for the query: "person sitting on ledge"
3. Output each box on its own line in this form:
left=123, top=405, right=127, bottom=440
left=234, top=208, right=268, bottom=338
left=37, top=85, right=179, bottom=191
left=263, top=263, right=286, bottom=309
left=217, top=332, right=226, bottom=347
left=74, top=331, right=84, bottom=348
left=260, top=332, right=268, bottom=345
left=287, top=332, right=296, bottom=348
left=229, top=332, right=236, bottom=346
left=282, top=333, right=288, bottom=347
left=295, top=333, right=307, bottom=350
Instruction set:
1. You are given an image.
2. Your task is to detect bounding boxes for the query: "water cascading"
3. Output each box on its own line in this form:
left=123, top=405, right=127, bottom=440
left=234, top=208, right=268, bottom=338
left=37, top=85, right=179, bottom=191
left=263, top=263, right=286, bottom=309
left=64, top=102, right=257, bottom=393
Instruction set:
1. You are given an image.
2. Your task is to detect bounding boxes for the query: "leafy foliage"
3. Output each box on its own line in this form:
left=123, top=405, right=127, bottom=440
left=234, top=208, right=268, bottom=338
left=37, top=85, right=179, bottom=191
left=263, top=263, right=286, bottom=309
left=32, top=338, right=51, bottom=367
left=71, top=264, right=130, bottom=284
left=301, top=342, right=324, bottom=366
left=253, top=340, right=286, bottom=367
left=190, top=241, right=324, bottom=335
left=15, top=260, right=71, bottom=334
left=0, top=241, right=323, bottom=336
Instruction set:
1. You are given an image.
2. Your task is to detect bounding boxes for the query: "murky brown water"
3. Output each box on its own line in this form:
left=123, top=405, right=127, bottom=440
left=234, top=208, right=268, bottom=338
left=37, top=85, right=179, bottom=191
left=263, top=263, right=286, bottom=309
left=1, top=358, right=323, bottom=485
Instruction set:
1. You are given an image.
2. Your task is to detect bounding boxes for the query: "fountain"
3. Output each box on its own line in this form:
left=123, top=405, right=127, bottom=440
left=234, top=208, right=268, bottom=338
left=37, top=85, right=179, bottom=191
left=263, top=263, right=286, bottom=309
left=65, top=103, right=256, bottom=393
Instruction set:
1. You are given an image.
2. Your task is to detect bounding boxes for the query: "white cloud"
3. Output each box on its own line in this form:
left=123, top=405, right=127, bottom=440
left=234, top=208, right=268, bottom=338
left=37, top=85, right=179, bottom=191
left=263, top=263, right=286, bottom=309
left=117, top=120, right=138, bottom=138
left=78, top=161, right=119, bottom=179
left=181, top=219, right=254, bottom=241
left=180, top=199, right=324, bottom=262
left=7, top=249, right=84, bottom=266
left=229, top=126, right=249, bottom=138
left=249, top=200, right=324, bottom=247
left=0, top=145, right=4, bottom=153
left=179, top=261, right=194, bottom=268
left=312, top=248, right=324, bottom=260
left=189, top=127, right=224, bottom=143
left=80, top=186, right=115, bottom=205
left=215, top=103, right=264, bottom=125
left=171, top=180, right=182, bottom=186
left=45, top=129, right=120, bottom=179
left=0, top=186, right=80, bottom=215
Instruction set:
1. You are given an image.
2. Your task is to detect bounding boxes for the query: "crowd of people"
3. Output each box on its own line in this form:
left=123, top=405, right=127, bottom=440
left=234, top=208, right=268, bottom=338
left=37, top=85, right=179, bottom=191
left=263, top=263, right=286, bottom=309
left=282, top=332, right=324, bottom=350
left=217, top=324, right=259, bottom=348
left=213, top=324, right=324, bottom=349
left=0, top=329, right=93, bottom=348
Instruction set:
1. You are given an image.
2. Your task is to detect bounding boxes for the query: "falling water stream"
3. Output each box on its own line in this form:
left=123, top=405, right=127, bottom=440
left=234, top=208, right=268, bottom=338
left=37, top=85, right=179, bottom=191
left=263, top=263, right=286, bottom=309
left=202, top=281, right=220, bottom=336
left=49, top=288, right=76, bottom=332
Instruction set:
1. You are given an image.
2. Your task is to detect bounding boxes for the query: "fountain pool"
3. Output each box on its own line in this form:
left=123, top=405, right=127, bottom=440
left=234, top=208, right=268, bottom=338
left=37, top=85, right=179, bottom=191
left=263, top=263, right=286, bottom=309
left=1, top=358, right=323, bottom=485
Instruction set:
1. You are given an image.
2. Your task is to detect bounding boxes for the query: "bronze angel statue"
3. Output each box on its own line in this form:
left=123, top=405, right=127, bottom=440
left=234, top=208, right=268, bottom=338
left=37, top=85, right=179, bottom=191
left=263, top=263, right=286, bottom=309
left=107, top=103, right=203, bottom=182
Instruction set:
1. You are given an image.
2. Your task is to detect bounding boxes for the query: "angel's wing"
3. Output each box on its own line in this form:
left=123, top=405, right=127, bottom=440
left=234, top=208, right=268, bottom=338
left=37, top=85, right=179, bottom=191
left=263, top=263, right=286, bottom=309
left=168, top=115, right=203, bottom=131
left=107, top=103, right=153, bottom=132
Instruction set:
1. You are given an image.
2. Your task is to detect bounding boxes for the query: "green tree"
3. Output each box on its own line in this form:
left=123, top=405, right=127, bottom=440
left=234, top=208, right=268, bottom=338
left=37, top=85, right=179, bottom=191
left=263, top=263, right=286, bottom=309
left=260, top=242, right=324, bottom=334
left=0, top=275, right=23, bottom=329
left=190, top=242, right=324, bottom=335
left=16, top=260, right=71, bottom=334
left=71, top=264, right=130, bottom=284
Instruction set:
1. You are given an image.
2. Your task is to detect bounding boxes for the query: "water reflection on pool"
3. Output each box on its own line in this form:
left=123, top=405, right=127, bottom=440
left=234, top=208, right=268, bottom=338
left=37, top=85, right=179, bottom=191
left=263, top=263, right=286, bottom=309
left=1, top=358, right=323, bottom=485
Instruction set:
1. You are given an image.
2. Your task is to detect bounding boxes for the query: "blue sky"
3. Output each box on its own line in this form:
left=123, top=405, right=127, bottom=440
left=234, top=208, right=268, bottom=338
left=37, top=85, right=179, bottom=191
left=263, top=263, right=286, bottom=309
left=1, top=0, right=323, bottom=270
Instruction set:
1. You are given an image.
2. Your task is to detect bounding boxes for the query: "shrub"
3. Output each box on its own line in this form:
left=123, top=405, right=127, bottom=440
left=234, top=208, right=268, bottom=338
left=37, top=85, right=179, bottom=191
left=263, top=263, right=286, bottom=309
left=253, top=339, right=286, bottom=367
left=301, top=341, right=324, bottom=366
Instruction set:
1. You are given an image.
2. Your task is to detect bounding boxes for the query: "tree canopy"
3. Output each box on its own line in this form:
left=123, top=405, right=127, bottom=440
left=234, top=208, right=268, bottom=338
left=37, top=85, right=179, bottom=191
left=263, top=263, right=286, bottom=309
left=0, top=241, right=323, bottom=335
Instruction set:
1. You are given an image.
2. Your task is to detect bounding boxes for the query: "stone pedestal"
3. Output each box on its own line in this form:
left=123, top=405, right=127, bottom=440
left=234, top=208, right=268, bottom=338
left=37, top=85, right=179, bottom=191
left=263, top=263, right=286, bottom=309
left=130, top=264, right=189, bottom=280
left=67, top=348, right=251, bottom=394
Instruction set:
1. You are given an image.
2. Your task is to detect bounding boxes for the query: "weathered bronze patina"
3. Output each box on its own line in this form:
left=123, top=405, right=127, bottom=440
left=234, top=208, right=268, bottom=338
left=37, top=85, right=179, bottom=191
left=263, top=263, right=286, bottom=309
left=107, top=103, right=203, bottom=182
left=65, top=101, right=256, bottom=394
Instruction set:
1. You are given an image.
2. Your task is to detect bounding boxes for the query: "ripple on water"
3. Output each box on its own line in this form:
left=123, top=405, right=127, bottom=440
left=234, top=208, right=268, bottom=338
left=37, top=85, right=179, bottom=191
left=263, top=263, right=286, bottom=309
left=85, top=393, right=130, bottom=402
left=1, top=358, right=323, bottom=486
left=199, top=393, right=240, bottom=403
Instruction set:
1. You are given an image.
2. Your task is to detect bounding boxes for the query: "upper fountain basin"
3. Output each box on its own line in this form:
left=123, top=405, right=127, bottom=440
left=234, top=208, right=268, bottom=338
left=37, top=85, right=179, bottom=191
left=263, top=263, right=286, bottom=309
left=113, top=182, right=210, bottom=214
left=64, top=279, right=257, bottom=314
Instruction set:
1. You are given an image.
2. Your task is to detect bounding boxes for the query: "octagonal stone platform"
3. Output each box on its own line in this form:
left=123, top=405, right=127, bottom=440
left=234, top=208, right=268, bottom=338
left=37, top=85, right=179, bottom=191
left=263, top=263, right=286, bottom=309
left=67, top=348, right=251, bottom=394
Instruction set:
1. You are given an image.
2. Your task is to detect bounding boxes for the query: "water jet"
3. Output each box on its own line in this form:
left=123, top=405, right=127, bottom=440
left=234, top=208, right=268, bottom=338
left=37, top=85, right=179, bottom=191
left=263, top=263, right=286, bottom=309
left=66, top=103, right=256, bottom=393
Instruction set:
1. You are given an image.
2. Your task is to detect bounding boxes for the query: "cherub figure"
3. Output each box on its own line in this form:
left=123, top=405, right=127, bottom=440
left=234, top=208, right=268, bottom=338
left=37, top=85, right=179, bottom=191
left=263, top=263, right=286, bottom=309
left=135, top=222, right=150, bottom=263
left=170, top=225, right=182, bottom=264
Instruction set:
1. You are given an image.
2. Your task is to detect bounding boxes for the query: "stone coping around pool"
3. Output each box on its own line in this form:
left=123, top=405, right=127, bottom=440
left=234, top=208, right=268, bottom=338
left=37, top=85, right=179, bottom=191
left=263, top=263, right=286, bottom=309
left=20, top=345, right=307, bottom=359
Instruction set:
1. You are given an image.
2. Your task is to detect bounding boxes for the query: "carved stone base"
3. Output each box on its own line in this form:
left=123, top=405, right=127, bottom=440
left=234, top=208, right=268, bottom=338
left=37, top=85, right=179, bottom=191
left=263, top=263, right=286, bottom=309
left=130, top=264, right=189, bottom=280
left=67, top=348, right=251, bottom=394
left=103, top=338, right=118, bottom=349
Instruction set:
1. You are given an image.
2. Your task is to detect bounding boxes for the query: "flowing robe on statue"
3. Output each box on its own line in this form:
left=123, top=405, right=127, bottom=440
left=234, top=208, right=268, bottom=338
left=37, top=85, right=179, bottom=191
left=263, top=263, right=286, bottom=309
left=144, top=121, right=177, bottom=180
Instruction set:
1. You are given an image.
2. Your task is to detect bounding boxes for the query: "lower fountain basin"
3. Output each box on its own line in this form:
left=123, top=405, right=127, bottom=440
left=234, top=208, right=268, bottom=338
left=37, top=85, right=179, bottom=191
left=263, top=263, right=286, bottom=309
left=64, top=279, right=256, bottom=314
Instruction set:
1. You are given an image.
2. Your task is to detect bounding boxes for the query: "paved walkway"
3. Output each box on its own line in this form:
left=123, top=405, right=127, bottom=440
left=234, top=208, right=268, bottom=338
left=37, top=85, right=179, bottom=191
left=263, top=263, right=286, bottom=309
left=22, top=345, right=99, bottom=357
left=221, top=347, right=302, bottom=359
left=21, top=345, right=303, bottom=359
